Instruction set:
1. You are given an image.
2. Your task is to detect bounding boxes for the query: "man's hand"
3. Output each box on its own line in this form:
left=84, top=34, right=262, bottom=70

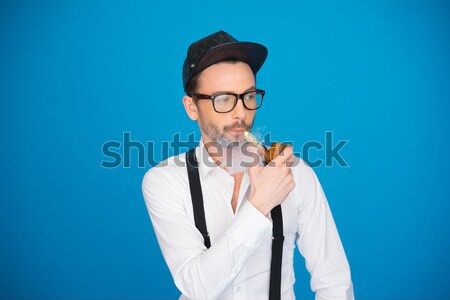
left=247, top=146, right=296, bottom=216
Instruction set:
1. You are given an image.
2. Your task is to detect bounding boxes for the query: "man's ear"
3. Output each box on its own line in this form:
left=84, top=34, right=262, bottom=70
left=182, top=95, right=198, bottom=121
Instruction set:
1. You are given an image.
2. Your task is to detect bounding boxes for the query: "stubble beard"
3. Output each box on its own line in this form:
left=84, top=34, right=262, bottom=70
left=198, top=115, right=262, bottom=174
left=199, top=117, right=254, bottom=149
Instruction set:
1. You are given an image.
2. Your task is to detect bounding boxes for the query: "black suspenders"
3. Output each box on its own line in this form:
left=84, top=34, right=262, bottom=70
left=186, top=147, right=211, bottom=248
left=185, top=148, right=284, bottom=300
left=269, top=204, right=284, bottom=300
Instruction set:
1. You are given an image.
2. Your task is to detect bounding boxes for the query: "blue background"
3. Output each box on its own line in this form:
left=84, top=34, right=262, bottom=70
left=1, top=0, right=449, bottom=299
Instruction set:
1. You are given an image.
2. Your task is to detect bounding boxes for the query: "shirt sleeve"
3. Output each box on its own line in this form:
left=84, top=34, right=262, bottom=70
left=142, top=166, right=272, bottom=299
left=295, top=165, right=354, bottom=300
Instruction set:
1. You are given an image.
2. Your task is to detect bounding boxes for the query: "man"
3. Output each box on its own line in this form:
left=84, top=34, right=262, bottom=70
left=142, top=30, right=354, bottom=300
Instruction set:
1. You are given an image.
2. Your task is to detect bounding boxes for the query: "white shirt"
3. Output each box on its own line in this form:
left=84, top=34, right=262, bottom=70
left=142, top=139, right=354, bottom=300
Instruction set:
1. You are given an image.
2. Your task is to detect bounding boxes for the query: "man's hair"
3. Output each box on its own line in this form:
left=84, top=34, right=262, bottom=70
left=185, top=60, right=255, bottom=97
left=185, top=72, right=202, bottom=97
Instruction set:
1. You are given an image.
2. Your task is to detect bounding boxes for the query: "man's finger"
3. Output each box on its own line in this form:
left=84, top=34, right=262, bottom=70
left=286, top=155, right=295, bottom=168
left=271, top=146, right=293, bottom=165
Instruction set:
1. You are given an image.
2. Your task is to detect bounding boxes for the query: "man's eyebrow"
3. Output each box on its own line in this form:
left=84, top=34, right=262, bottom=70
left=243, top=85, right=256, bottom=93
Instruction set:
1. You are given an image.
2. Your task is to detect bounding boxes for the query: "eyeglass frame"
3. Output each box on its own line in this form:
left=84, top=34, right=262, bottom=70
left=190, top=89, right=265, bottom=113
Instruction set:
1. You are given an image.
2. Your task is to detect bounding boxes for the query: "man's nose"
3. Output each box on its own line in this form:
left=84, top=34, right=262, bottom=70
left=232, top=98, right=247, bottom=120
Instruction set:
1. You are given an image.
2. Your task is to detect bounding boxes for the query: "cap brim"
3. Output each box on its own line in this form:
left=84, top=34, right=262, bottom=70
left=193, top=41, right=268, bottom=82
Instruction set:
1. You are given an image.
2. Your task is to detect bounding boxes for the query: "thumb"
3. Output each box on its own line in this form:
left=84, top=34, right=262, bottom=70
left=247, top=163, right=262, bottom=185
left=244, top=145, right=261, bottom=175
left=244, top=144, right=264, bottom=168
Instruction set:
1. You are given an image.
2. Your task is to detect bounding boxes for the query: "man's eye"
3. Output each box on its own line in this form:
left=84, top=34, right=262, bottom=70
left=215, top=95, right=233, bottom=104
left=244, top=92, right=256, bottom=100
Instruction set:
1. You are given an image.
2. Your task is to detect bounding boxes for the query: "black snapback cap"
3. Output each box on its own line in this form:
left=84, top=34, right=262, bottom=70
left=182, top=30, right=268, bottom=93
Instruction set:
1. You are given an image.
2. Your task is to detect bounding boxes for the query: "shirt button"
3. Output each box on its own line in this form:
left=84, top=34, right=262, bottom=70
left=237, top=286, right=242, bottom=292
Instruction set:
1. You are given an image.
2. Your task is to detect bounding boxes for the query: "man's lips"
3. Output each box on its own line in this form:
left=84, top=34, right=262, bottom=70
left=227, top=128, right=245, bottom=134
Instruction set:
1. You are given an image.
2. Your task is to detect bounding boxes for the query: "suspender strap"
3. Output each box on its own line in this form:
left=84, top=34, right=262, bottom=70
left=269, top=204, right=284, bottom=300
left=186, top=148, right=211, bottom=249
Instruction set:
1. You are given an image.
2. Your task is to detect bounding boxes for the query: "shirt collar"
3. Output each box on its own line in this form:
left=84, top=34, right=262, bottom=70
left=196, top=137, right=220, bottom=180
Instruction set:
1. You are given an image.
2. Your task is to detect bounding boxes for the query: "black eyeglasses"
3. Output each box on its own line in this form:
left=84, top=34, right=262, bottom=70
left=191, top=89, right=265, bottom=113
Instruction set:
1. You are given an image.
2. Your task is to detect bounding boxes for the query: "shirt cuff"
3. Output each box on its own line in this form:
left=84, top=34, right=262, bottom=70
left=225, top=200, right=273, bottom=251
